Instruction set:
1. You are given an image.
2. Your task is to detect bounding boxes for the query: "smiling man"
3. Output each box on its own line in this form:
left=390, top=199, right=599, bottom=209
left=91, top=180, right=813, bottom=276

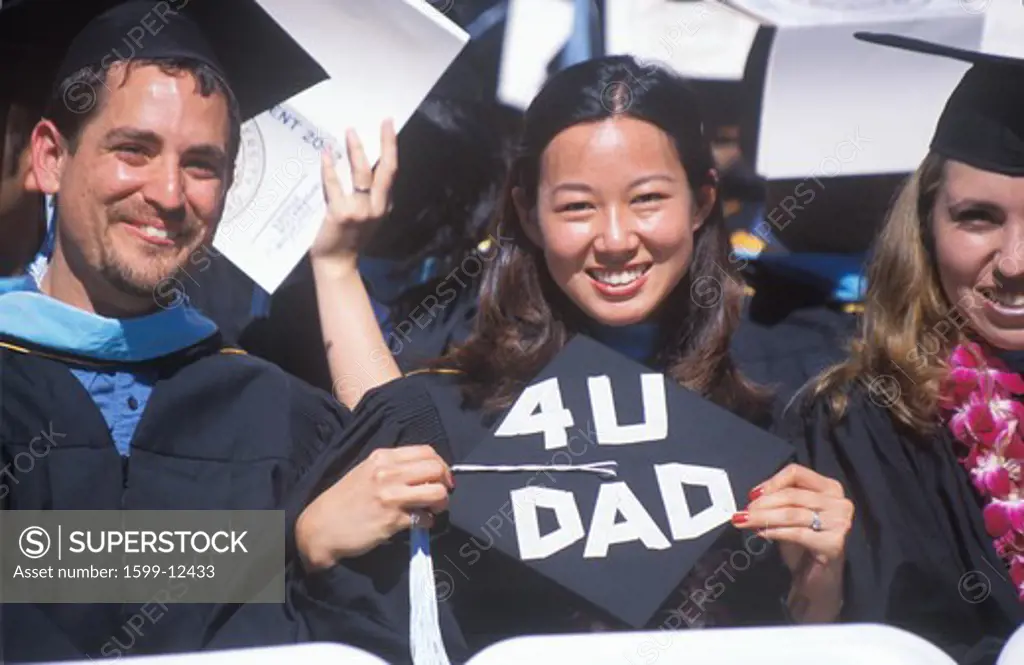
left=0, top=2, right=418, bottom=662
left=35, top=59, right=234, bottom=317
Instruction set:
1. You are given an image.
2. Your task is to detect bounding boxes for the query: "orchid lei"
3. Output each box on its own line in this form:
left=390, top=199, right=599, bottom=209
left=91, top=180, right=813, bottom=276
left=940, top=341, right=1024, bottom=601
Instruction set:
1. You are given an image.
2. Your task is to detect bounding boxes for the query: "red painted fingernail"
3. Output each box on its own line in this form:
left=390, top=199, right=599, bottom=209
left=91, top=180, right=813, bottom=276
left=748, top=485, right=765, bottom=501
left=731, top=512, right=750, bottom=526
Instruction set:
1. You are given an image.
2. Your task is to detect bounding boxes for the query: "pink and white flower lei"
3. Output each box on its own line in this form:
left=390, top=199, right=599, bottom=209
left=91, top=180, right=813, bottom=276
left=940, top=341, right=1024, bottom=602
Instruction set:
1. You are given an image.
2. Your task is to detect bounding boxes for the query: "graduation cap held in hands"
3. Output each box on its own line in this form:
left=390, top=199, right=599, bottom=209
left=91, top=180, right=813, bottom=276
left=855, top=31, right=1024, bottom=177
left=448, top=335, right=795, bottom=628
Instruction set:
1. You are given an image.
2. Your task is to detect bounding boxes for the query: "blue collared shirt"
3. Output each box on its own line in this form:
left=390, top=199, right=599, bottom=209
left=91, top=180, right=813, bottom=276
left=69, top=367, right=156, bottom=456
left=0, top=279, right=218, bottom=456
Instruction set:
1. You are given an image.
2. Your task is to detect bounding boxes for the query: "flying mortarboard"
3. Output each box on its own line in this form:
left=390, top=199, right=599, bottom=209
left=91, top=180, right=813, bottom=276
left=447, top=335, right=795, bottom=628
left=855, top=31, right=1024, bottom=177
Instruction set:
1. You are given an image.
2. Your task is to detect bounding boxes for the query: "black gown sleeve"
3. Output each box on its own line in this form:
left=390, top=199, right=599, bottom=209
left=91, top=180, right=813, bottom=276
left=283, top=374, right=470, bottom=665
left=192, top=373, right=447, bottom=665
left=777, top=390, right=1023, bottom=665
left=183, top=375, right=410, bottom=661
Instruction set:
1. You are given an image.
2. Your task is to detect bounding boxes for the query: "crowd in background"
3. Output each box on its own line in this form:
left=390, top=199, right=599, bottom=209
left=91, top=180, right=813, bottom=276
left=1, top=1, right=1023, bottom=665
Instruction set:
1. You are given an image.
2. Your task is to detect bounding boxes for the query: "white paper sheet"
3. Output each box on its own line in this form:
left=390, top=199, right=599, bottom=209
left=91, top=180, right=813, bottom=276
left=497, top=0, right=575, bottom=110
left=212, top=0, right=468, bottom=293
left=726, top=0, right=973, bottom=27
left=605, top=0, right=760, bottom=81
left=980, top=0, right=1024, bottom=58
left=746, top=10, right=985, bottom=178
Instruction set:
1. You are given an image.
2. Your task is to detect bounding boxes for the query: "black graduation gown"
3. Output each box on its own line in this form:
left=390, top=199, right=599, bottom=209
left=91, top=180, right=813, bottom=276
left=238, top=259, right=480, bottom=391
left=0, top=334, right=416, bottom=663
left=309, top=371, right=793, bottom=659
left=730, top=262, right=859, bottom=408
left=781, top=390, right=1024, bottom=665
left=179, top=248, right=263, bottom=347
left=382, top=276, right=480, bottom=374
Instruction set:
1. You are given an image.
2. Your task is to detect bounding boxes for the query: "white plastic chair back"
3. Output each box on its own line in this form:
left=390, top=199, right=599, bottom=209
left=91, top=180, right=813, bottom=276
left=470, top=624, right=956, bottom=665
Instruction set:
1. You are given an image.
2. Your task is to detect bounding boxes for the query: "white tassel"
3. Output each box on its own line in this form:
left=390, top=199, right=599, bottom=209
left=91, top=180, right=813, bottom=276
left=407, top=460, right=618, bottom=663
left=409, top=512, right=451, bottom=665
left=451, top=460, right=618, bottom=479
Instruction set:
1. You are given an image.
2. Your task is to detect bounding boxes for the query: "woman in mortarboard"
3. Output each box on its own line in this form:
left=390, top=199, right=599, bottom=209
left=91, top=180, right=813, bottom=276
left=300, top=54, right=855, bottom=656
left=793, top=33, right=1024, bottom=665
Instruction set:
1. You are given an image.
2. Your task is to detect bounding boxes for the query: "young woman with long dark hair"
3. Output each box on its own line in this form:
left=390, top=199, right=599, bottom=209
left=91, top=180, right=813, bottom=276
left=298, top=55, right=853, bottom=657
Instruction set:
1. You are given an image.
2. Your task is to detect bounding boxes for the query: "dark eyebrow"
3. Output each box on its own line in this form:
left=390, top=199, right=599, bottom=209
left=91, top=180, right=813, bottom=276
left=186, top=144, right=229, bottom=169
left=103, top=127, right=161, bottom=146
left=551, top=182, right=594, bottom=195
left=104, top=126, right=228, bottom=169
left=629, top=174, right=676, bottom=188
left=551, top=174, right=677, bottom=195
left=948, top=198, right=1005, bottom=217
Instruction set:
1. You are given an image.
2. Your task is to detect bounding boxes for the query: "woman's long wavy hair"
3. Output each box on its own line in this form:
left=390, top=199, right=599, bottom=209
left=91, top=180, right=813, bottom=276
left=810, top=152, right=955, bottom=433
left=431, top=56, right=771, bottom=421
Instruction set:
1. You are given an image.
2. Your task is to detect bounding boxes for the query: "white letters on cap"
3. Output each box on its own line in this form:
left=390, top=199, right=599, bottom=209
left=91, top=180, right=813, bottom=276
left=583, top=482, right=672, bottom=559
left=588, top=373, right=668, bottom=445
left=655, top=463, right=736, bottom=540
left=511, top=486, right=586, bottom=560
left=495, top=377, right=575, bottom=450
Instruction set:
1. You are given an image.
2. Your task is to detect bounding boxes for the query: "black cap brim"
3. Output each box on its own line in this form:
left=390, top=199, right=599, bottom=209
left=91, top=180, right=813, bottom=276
left=854, top=31, right=1024, bottom=69
left=855, top=31, right=1024, bottom=177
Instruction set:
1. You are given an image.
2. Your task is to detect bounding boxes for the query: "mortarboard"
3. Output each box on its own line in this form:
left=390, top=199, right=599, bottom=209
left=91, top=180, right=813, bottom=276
left=855, top=31, right=1024, bottom=178
left=50, top=1, right=226, bottom=84
left=0, top=0, right=327, bottom=121
left=447, top=335, right=795, bottom=628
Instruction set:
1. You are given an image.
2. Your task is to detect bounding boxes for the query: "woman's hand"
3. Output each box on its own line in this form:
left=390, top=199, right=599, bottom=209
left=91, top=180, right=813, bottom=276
left=309, top=119, right=398, bottom=271
left=732, top=463, right=854, bottom=623
left=296, top=445, right=453, bottom=571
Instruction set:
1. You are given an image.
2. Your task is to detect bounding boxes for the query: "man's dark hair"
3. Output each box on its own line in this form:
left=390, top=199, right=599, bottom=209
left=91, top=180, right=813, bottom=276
left=43, top=58, right=242, bottom=167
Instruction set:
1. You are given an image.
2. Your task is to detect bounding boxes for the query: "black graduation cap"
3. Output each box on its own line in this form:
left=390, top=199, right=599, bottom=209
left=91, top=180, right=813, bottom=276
left=855, top=32, right=1024, bottom=177
left=447, top=335, right=795, bottom=628
left=0, top=0, right=326, bottom=121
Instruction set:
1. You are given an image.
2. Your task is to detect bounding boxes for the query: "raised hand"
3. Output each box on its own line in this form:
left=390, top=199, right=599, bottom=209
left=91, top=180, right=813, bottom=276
left=309, top=119, right=398, bottom=270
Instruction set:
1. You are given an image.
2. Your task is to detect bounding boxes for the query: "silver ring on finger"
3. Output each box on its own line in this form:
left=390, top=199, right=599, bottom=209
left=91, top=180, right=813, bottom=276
left=810, top=510, right=823, bottom=532
left=353, top=186, right=371, bottom=195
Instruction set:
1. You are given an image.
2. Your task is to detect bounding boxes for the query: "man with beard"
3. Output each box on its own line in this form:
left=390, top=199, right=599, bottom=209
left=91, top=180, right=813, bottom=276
left=0, top=3, right=457, bottom=662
